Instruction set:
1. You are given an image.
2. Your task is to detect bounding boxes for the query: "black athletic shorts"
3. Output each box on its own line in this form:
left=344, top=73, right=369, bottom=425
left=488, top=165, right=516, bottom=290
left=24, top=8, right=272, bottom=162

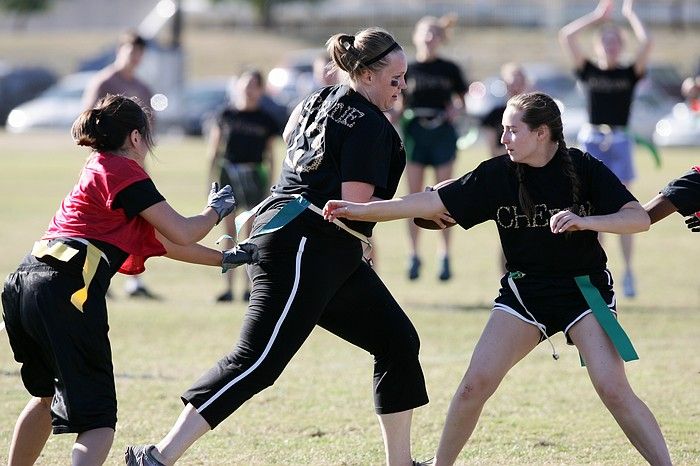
left=1, top=251, right=117, bottom=434
left=493, top=270, right=616, bottom=344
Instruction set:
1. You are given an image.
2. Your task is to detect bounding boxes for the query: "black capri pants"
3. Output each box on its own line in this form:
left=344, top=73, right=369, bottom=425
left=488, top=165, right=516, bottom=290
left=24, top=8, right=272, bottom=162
left=182, top=207, right=429, bottom=428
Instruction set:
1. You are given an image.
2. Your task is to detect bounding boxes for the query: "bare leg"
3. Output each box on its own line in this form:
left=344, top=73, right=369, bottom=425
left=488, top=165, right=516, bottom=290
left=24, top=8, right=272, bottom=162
left=569, top=314, right=671, bottom=465
left=152, top=403, right=211, bottom=466
left=620, top=233, right=633, bottom=275
left=72, top=427, right=114, bottom=466
left=377, top=409, right=414, bottom=466
left=406, top=162, right=426, bottom=258
left=434, top=312, right=540, bottom=466
left=8, top=396, right=52, bottom=466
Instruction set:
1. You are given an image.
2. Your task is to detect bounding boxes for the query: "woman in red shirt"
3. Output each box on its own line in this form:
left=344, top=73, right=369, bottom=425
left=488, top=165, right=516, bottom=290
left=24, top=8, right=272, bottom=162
left=1, top=94, right=239, bottom=465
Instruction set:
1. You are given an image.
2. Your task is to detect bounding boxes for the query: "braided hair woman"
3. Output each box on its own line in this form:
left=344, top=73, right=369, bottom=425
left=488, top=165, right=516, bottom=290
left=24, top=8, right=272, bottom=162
left=324, top=92, right=671, bottom=465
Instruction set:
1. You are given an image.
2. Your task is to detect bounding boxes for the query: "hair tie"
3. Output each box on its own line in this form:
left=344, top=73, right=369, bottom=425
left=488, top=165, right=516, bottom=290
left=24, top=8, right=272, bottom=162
left=343, top=35, right=355, bottom=51
left=362, top=41, right=399, bottom=67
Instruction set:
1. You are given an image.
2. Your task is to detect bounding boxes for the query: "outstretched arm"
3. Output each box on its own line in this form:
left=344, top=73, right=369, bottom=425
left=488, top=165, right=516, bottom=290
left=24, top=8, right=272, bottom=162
left=622, top=0, right=653, bottom=76
left=643, top=194, right=678, bottom=224
left=559, top=0, right=613, bottom=70
left=323, top=190, right=453, bottom=226
left=550, top=200, right=650, bottom=234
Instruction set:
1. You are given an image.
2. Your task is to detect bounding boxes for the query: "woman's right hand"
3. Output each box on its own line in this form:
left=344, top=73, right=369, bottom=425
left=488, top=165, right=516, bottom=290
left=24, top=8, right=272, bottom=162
left=323, top=200, right=365, bottom=222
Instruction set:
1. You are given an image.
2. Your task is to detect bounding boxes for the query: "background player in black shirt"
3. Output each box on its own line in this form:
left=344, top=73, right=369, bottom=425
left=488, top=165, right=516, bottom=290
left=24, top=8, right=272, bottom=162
left=399, top=15, right=468, bottom=282
left=208, top=69, right=281, bottom=303
left=324, top=92, right=671, bottom=466
left=126, top=28, right=430, bottom=466
left=559, top=0, right=653, bottom=298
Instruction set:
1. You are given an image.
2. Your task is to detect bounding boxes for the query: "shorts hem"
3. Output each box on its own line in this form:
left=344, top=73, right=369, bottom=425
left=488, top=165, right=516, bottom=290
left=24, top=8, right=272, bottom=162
left=374, top=396, right=429, bottom=415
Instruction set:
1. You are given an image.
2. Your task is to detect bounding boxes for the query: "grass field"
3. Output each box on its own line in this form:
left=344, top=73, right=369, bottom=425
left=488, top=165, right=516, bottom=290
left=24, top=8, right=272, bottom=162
left=0, top=127, right=698, bottom=465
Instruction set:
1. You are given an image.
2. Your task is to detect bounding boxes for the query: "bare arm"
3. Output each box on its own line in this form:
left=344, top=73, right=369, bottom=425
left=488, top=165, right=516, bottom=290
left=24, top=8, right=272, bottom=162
left=324, top=190, right=449, bottom=223
left=559, top=0, right=613, bottom=70
left=622, top=0, right=653, bottom=76
left=283, top=101, right=304, bottom=144
left=550, top=200, right=650, bottom=234
left=157, top=232, right=223, bottom=266
left=643, top=194, right=677, bottom=224
left=140, top=201, right=219, bottom=246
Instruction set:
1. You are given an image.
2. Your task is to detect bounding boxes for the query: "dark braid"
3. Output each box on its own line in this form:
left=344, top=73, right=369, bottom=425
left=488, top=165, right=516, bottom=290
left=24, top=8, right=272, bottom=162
left=506, top=92, right=580, bottom=218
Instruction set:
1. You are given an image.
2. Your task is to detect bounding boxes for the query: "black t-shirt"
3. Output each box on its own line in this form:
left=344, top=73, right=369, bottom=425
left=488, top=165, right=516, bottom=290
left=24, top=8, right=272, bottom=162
left=271, top=85, right=406, bottom=237
left=438, top=147, right=636, bottom=277
left=480, top=104, right=507, bottom=150
left=661, top=168, right=700, bottom=216
left=404, top=58, right=468, bottom=110
left=576, top=60, right=642, bottom=126
left=216, top=107, right=281, bottom=164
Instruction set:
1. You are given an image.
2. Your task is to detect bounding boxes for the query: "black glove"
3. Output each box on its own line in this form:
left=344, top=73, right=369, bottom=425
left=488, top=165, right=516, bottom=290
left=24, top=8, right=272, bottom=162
left=222, top=243, right=259, bottom=272
left=207, top=182, right=237, bottom=225
left=684, top=214, right=700, bottom=233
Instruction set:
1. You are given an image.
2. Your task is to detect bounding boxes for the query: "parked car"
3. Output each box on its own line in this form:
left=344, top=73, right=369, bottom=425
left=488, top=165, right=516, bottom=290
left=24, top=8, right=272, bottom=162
left=0, top=63, right=57, bottom=126
left=653, top=103, right=700, bottom=147
left=6, top=71, right=96, bottom=133
left=266, top=48, right=324, bottom=112
left=182, top=76, right=229, bottom=136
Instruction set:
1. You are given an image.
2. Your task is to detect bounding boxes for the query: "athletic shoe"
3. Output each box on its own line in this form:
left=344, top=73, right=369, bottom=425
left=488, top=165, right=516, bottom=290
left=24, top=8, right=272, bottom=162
left=438, top=256, right=451, bottom=281
left=127, top=285, right=159, bottom=300
left=124, top=445, right=165, bottom=466
left=622, top=270, right=636, bottom=298
left=215, top=290, right=233, bottom=302
left=413, top=458, right=434, bottom=466
left=408, top=255, right=421, bottom=280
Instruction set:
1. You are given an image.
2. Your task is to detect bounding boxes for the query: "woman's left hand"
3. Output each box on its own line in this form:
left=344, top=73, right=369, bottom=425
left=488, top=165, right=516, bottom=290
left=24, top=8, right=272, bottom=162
left=550, top=209, right=588, bottom=233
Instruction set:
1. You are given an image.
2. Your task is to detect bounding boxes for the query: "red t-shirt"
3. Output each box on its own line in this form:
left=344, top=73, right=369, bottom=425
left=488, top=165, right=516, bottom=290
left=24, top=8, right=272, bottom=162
left=43, top=152, right=166, bottom=274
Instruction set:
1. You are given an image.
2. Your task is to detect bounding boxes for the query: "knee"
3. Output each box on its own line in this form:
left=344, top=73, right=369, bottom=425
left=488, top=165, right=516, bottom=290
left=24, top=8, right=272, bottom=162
left=453, top=372, right=497, bottom=406
left=380, top=326, right=421, bottom=362
left=593, top=379, right=633, bottom=410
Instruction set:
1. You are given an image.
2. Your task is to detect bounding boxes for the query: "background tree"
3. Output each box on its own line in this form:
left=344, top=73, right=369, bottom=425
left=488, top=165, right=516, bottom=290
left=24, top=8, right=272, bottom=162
left=210, top=0, right=320, bottom=29
left=0, top=0, right=52, bottom=30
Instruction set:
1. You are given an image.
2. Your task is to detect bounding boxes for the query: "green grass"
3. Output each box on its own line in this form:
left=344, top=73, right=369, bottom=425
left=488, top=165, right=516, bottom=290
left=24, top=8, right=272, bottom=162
left=0, top=129, right=698, bottom=465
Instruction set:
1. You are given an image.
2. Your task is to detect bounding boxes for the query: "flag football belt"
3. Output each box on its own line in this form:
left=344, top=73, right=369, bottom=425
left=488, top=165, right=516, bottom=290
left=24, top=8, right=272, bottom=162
left=230, top=194, right=371, bottom=247
left=31, top=238, right=109, bottom=312
left=508, top=272, right=639, bottom=365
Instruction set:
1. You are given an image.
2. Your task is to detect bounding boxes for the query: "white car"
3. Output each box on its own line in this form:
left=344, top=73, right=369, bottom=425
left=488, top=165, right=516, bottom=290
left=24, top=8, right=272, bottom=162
left=654, top=103, right=700, bottom=147
left=6, top=71, right=96, bottom=133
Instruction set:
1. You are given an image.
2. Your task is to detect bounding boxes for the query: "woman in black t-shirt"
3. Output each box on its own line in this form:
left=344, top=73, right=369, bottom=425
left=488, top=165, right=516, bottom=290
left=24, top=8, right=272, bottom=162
left=126, top=28, right=430, bottom=466
left=208, top=69, right=281, bottom=303
left=400, top=15, right=468, bottom=282
left=559, top=0, right=653, bottom=298
left=644, top=166, right=700, bottom=230
left=324, top=92, right=671, bottom=466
